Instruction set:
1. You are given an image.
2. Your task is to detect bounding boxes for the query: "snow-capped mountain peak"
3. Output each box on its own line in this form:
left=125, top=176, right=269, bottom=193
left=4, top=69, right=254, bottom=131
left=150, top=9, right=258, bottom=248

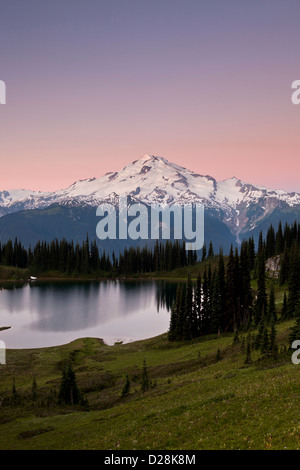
left=1, top=155, right=300, bottom=241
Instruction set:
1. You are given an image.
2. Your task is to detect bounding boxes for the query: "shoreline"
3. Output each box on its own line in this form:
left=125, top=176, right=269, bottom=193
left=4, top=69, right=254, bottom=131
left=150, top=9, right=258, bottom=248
left=0, top=275, right=189, bottom=284
left=1, top=331, right=169, bottom=352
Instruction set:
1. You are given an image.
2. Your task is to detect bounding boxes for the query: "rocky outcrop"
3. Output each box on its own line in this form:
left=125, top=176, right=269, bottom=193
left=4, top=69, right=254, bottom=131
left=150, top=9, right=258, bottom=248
left=265, top=255, right=281, bottom=278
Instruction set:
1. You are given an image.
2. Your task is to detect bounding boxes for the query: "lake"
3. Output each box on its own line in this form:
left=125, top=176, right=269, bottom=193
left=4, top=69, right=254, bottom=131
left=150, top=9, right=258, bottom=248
left=0, top=280, right=178, bottom=349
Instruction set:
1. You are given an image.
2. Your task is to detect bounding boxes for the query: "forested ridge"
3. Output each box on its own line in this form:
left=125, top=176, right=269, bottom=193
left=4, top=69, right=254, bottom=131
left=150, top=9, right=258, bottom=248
left=0, top=237, right=197, bottom=276
left=168, top=220, right=300, bottom=349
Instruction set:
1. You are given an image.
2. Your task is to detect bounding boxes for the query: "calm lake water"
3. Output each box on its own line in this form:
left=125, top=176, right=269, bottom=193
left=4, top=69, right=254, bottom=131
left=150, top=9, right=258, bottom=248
left=0, top=280, right=178, bottom=349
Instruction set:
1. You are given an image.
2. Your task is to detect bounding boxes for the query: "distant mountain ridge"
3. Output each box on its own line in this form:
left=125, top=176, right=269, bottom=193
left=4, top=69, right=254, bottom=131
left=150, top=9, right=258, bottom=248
left=0, top=155, right=299, bottom=250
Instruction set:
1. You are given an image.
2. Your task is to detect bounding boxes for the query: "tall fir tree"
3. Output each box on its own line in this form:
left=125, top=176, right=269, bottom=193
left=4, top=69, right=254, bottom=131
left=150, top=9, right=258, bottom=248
left=281, top=292, right=288, bottom=320
left=58, top=362, right=81, bottom=405
left=141, top=358, right=150, bottom=392
left=201, top=242, right=207, bottom=262
left=240, top=241, right=253, bottom=327
left=267, top=284, right=277, bottom=324
left=208, top=241, right=214, bottom=259
left=275, top=221, right=284, bottom=255
left=254, top=249, right=268, bottom=324
left=287, top=242, right=300, bottom=318
left=183, top=273, right=194, bottom=340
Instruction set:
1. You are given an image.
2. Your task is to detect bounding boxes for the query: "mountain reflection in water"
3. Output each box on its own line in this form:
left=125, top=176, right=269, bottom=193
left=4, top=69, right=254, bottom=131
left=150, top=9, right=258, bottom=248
left=0, top=280, right=179, bottom=348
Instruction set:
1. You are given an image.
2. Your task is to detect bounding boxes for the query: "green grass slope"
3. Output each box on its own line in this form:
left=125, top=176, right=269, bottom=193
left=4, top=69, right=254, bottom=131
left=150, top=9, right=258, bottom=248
left=0, top=319, right=299, bottom=450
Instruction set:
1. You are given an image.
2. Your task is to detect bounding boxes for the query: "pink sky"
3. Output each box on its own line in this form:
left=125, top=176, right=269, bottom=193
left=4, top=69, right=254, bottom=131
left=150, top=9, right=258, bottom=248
left=0, top=1, right=300, bottom=193
left=1, top=76, right=299, bottom=193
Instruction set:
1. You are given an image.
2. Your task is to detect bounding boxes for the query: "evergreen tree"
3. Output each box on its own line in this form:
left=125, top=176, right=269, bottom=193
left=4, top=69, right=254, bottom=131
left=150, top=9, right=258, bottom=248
left=254, top=250, right=268, bottom=324
left=289, top=317, right=300, bottom=345
left=183, top=273, right=194, bottom=340
left=266, top=224, right=276, bottom=259
left=176, top=284, right=186, bottom=340
left=267, top=285, right=277, bottom=324
left=201, top=243, right=207, bottom=262
left=4, top=240, right=13, bottom=266
left=275, top=221, right=284, bottom=255
left=211, top=251, right=226, bottom=334
left=248, top=236, right=256, bottom=271
left=225, top=246, right=237, bottom=331
left=217, top=249, right=226, bottom=331
left=11, top=378, right=19, bottom=405
left=288, top=243, right=300, bottom=344
left=31, top=376, right=37, bottom=402
left=208, top=241, right=214, bottom=259
left=239, top=241, right=253, bottom=327
left=287, top=243, right=300, bottom=318
left=141, top=358, right=150, bottom=392
left=168, top=300, right=178, bottom=341
left=121, top=375, right=131, bottom=398
left=281, top=292, right=288, bottom=320
left=257, top=230, right=264, bottom=257
left=255, top=308, right=266, bottom=350
left=261, top=327, right=269, bottom=356
left=58, top=362, right=81, bottom=405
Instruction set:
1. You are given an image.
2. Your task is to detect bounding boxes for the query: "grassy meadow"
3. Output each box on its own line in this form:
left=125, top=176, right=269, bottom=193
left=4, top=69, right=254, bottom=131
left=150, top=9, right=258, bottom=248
left=0, top=317, right=299, bottom=450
